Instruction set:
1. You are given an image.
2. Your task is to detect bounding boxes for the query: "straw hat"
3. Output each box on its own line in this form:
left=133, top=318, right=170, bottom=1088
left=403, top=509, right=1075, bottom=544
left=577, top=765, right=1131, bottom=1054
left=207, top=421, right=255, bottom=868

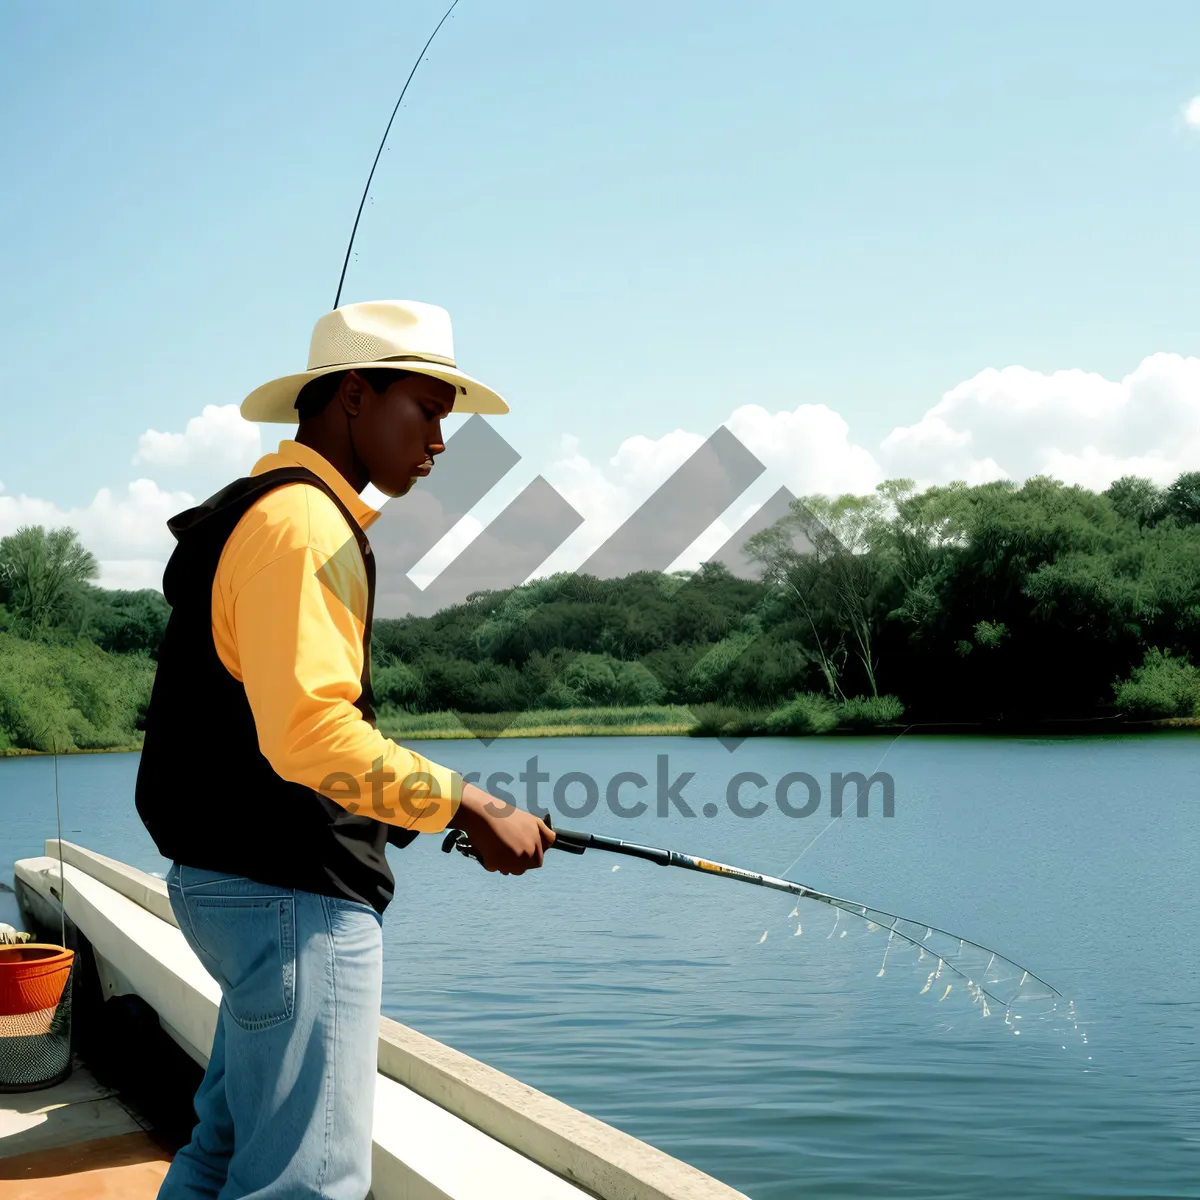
left=241, top=300, right=509, bottom=422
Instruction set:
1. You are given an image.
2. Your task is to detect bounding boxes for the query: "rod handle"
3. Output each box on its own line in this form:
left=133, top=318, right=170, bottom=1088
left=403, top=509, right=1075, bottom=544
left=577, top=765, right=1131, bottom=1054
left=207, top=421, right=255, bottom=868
left=543, top=813, right=589, bottom=855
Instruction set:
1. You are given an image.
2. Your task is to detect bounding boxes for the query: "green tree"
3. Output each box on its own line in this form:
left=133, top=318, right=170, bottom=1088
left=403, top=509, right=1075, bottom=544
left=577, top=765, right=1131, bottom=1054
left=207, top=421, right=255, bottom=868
left=1105, top=476, right=1166, bottom=527
left=81, top=587, right=170, bottom=657
left=746, top=526, right=846, bottom=698
left=1165, top=471, right=1200, bottom=526
left=747, top=492, right=897, bottom=697
left=0, top=526, right=98, bottom=635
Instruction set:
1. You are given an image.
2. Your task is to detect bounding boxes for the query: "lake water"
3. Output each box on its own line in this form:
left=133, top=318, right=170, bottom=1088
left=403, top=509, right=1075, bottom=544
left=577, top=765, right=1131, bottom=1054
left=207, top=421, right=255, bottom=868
left=2, top=735, right=1198, bottom=1198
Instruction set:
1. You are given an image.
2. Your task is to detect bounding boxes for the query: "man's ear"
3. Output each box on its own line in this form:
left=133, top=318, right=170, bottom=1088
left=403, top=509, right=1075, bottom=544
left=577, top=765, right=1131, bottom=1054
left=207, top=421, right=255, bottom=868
left=337, top=371, right=369, bottom=417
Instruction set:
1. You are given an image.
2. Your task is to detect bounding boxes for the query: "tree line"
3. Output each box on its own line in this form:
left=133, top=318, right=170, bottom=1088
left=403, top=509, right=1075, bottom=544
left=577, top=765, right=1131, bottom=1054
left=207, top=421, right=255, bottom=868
left=2, top=470, right=1199, bottom=751
left=0, top=527, right=166, bottom=750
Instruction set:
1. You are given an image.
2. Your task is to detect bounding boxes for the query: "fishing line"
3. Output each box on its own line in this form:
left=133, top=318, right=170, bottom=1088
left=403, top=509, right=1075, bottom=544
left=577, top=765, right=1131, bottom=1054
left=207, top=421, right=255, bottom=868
left=333, top=0, right=462, bottom=309
left=776, top=722, right=916, bottom=878
left=757, top=721, right=1077, bottom=1037
left=52, top=737, right=66, bottom=949
left=442, top=822, right=1063, bottom=1019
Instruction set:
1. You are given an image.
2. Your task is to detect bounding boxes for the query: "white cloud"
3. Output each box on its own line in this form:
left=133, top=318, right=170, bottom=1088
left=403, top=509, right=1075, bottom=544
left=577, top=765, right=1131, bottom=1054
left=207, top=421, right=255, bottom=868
left=134, top=404, right=260, bottom=470
left=95, top=560, right=171, bottom=591
left=1184, top=96, right=1200, bottom=128
left=0, top=478, right=194, bottom=593
left=725, top=402, right=882, bottom=495
left=880, top=353, right=1200, bottom=489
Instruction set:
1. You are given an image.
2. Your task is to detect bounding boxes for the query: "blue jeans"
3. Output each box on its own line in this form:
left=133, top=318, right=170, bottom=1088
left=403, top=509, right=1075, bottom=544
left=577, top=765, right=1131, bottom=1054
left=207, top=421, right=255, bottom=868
left=160, top=865, right=383, bottom=1200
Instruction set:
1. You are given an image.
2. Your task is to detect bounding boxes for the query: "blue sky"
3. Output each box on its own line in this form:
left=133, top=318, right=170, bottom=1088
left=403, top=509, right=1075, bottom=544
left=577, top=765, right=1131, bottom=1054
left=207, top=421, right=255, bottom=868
left=4, top=1, right=1200, bottom=585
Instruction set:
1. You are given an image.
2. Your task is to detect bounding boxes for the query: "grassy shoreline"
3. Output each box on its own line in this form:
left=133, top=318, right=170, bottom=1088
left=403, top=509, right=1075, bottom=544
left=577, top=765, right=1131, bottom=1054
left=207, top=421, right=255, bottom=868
left=378, top=706, right=1200, bottom=740
left=375, top=705, right=696, bottom=740
left=0, top=743, right=144, bottom=757
left=3, top=711, right=1198, bottom=758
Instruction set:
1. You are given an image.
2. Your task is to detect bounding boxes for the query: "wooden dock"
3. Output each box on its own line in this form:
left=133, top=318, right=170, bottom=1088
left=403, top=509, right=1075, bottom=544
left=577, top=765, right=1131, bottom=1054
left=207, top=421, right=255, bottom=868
left=0, top=1065, right=170, bottom=1198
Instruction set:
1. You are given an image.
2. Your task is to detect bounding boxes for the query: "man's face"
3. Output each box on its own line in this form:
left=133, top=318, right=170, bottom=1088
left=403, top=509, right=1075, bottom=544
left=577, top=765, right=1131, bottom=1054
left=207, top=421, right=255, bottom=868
left=350, top=371, right=457, bottom=497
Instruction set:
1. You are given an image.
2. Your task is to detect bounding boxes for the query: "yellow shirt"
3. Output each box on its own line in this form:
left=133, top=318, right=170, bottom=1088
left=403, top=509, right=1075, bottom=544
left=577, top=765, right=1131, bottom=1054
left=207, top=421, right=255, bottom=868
left=210, top=439, right=461, bottom=832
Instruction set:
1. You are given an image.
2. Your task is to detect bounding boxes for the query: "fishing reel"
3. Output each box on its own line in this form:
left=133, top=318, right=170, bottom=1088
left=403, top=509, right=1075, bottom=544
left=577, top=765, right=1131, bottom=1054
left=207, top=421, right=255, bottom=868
left=440, top=826, right=483, bottom=863
left=440, top=812, right=588, bottom=865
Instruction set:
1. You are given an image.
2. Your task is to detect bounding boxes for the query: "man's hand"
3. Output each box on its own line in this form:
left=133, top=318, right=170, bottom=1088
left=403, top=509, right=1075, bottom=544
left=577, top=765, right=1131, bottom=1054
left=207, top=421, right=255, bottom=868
left=448, top=783, right=556, bottom=875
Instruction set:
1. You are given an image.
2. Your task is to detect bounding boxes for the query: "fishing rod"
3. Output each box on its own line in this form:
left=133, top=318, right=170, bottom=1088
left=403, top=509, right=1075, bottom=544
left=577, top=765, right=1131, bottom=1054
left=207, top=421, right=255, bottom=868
left=333, top=0, right=462, bottom=309
left=442, top=820, right=1062, bottom=1018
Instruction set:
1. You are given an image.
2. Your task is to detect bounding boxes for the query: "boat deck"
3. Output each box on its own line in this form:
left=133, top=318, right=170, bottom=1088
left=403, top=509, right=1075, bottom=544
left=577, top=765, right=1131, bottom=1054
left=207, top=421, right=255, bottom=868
left=0, top=1063, right=171, bottom=1198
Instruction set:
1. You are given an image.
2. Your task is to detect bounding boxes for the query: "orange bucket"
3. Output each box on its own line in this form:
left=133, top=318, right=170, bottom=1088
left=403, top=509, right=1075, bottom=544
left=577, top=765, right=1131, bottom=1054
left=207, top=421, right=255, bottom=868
left=0, top=945, right=74, bottom=1023
left=0, top=944, right=75, bottom=1088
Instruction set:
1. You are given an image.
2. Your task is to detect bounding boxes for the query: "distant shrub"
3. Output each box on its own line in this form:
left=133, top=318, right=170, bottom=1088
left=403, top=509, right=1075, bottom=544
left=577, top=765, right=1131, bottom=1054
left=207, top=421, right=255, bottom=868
left=469, top=662, right=527, bottom=713
left=0, top=633, right=155, bottom=750
left=683, top=631, right=758, bottom=703
left=614, top=661, right=668, bottom=707
left=836, top=695, right=906, bottom=728
left=689, top=704, right=763, bottom=738
left=82, top=588, right=171, bottom=658
left=1113, top=648, right=1200, bottom=719
left=762, top=693, right=839, bottom=736
left=373, top=663, right=425, bottom=710
left=973, top=620, right=1008, bottom=649
left=546, top=654, right=667, bottom=709
left=416, top=657, right=486, bottom=713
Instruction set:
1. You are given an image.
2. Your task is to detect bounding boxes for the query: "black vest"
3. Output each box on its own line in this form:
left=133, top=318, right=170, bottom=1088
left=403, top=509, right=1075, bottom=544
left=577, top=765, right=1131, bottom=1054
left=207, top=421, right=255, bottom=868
left=135, top=466, right=415, bottom=914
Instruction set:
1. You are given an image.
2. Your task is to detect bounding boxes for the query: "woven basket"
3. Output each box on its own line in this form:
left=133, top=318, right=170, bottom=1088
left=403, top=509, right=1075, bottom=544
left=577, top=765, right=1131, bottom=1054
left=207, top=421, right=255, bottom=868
left=0, top=944, right=75, bottom=1091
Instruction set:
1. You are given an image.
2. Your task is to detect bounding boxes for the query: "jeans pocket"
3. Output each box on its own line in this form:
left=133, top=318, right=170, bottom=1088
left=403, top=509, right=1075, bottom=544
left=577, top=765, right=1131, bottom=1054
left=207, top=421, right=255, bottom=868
left=176, top=866, right=251, bottom=891
left=186, top=895, right=297, bottom=1031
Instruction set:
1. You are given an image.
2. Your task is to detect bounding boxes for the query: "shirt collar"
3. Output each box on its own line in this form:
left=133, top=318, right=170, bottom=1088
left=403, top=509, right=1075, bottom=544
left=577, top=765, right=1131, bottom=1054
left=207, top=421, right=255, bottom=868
left=250, top=439, right=381, bottom=531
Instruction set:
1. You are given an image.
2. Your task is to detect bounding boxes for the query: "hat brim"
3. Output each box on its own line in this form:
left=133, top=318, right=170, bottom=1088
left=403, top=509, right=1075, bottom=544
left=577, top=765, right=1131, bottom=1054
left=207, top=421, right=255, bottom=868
left=240, top=361, right=509, bottom=423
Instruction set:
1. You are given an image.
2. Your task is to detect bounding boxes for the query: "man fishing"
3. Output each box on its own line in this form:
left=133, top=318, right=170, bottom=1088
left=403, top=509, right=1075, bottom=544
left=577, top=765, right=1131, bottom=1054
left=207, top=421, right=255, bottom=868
left=135, top=299, right=553, bottom=1199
